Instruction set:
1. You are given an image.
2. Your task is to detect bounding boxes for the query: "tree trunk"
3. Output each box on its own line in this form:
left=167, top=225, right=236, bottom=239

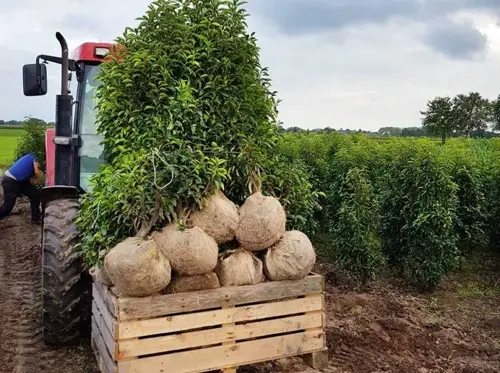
left=441, top=132, right=446, bottom=145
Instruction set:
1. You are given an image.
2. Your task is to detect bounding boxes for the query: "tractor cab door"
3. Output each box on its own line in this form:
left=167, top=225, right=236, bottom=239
left=75, top=63, right=105, bottom=192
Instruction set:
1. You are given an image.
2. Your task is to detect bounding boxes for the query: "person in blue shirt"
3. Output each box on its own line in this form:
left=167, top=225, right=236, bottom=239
left=0, top=153, right=42, bottom=223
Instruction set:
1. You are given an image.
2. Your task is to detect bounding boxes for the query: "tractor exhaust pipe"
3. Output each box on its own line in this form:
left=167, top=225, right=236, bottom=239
left=56, top=32, right=69, bottom=96
left=53, top=32, right=75, bottom=186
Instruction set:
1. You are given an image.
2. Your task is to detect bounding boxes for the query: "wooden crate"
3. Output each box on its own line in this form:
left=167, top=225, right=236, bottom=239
left=91, top=273, right=328, bottom=373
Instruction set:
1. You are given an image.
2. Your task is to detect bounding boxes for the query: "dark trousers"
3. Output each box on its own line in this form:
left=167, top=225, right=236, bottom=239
left=0, top=175, right=41, bottom=221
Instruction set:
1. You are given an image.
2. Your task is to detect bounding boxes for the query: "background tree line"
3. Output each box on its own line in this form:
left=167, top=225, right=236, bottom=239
left=0, top=118, right=54, bottom=127
left=421, top=92, right=500, bottom=144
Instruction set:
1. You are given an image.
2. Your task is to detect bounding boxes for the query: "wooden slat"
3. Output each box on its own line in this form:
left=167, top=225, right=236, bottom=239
left=93, top=283, right=118, bottom=337
left=118, top=294, right=323, bottom=339
left=94, top=281, right=119, bottom=318
left=93, top=302, right=118, bottom=360
left=92, top=317, right=117, bottom=373
left=119, top=274, right=324, bottom=320
left=118, top=330, right=326, bottom=373
left=92, top=335, right=110, bottom=373
left=119, top=312, right=324, bottom=358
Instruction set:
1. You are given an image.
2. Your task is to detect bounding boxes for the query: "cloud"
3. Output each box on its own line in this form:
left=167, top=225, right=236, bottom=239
left=0, top=0, right=499, bottom=132
left=423, top=19, right=489, bottom=60
left=250, top=0, right=500, bottom=35
left=248, top=0, right=418, bottom=35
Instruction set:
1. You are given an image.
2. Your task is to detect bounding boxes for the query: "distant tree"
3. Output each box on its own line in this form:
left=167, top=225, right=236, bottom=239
left=401, top=126, right=426, bottom=137
left=492, top=95, right=500, bottom=131
left=453, top=92, right=491, bottom=137
left=378, top=126, right=402, bottom=136
left=421, top=96, right=456, bottom=144
left=286, top=126, right=304, bottom=133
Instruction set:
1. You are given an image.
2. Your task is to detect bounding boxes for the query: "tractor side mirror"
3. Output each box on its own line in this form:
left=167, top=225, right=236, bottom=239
left=23, top=63, right=48, bottom=96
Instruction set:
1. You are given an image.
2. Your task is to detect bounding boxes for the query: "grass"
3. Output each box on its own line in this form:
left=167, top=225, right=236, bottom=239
left=0, top=128, right=23, bottom=168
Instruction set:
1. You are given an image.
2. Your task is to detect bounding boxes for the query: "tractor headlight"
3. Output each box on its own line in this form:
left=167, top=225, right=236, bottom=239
left=95, top=47, right=109, bottom=57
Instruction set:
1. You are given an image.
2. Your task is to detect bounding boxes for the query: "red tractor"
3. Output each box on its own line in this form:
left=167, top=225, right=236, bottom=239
left=23, top=32, right=113, bottom=345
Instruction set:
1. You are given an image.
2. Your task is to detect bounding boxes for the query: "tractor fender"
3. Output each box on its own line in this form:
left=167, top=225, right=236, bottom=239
left=41, top=185, right=80, bottom=210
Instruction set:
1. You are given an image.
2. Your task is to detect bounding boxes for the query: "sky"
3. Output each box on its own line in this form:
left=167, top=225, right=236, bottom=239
left=1, top=0, right=500, bottom=131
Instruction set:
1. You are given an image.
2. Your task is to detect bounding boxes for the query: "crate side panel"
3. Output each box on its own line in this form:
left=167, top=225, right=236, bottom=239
left=118, top=274, right=324, bottom=320
left=93, top=283, right=118, bottom=337
left=92, top=316, right=117, bottom=373
left=118, top=294, right=324, bottom=339
left=93, top=302, right=118, bottom=360
left=118, top=312, right=324, bottom=358
left=118, top=330, right=326, bottom=373
left=94, top=281, right=119, bottom=318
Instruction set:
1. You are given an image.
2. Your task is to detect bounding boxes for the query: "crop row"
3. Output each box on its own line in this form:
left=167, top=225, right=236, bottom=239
left=280, top=132, right=500, bottom=290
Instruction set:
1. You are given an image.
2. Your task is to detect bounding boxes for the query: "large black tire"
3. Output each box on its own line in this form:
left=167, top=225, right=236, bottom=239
left=42, top=198, right=86, bottom=345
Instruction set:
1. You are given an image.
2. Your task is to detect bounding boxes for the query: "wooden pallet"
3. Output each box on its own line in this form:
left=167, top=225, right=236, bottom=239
left=91, top=273, right=328, bottom=373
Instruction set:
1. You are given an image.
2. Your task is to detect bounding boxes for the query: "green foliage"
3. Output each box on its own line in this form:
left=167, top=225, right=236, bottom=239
left=492, top=95, right=500, bottom=131
left=453, top=92, right=491, bottom=137
left=329, top=167, right=384, bottom=283
left=77, top=0, right=320, bottom=267
left=420, top=96, right=456, bottom=144
left=13, top=116, right=47, bottom=170
left=420, top=92, right=493, bottom=143
left=380, top=146, right=461, bottom=290
left=261, top=156, right=323, bottom=236
left=451, top=166, right=486, bottom=249
left=486, top=160, right=500, bottom=251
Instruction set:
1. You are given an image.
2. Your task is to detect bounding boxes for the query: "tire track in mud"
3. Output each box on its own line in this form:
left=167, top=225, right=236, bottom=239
left=0, top=201, right=99, bottom=373
left=0, top=213, right=43, bottom=373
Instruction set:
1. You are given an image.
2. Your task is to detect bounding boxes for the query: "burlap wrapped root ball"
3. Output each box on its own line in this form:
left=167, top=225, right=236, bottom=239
left=236, top=192, right=286, bottom=251
left=89, top=264, right=113, bottom=287
left=188, top=191, right=239, bottom=244
left=165, top=272, right=220, bottom=294
left=154, top=224, right=218, bottom=276
left=264, top=231, right=316, bottom=281
left=216, top=249, right=266, bottom=286
left=104, top=237, right=172, bottom=297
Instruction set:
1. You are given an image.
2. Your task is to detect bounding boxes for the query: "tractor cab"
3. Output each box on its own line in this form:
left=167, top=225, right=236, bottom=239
left=43, top=42, right=112, bottom=192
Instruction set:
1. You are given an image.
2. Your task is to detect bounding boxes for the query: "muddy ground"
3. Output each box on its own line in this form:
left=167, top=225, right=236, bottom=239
left=0, top=197, right=499, bottom=373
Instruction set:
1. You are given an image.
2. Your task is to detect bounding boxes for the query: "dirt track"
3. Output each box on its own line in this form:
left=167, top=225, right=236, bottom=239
left=0, top=198, right=95, bottom=373
left=0, top=196, right=499, bottom=373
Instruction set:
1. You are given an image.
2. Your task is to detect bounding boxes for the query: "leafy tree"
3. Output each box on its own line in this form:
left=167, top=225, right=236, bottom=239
left=13, top=116, right=47, bottom=170
left=421, top=96, right=456, bottom=144
left=453, top=92, right=491, bottom=137
left=378, top=127, right=402, bottom=137
left=76, top=0, right=320, bottom=267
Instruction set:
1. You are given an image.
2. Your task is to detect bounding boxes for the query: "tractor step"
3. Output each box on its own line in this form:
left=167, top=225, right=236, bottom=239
left=91, top=273, right=328, bottom=373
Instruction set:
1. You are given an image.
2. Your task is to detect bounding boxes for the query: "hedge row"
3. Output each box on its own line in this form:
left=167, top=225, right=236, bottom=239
left=281, top=133, right=500, bottom=290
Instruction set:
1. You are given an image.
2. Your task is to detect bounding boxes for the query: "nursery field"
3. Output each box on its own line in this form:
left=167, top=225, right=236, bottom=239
left=278, top=133, right=500, bottom=289
left=0, top=133, right=499, bottom=372
left=0, top=127, right=23, bottom=168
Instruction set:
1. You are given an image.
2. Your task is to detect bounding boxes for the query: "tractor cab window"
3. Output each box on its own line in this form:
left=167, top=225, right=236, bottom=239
left=79, top=64, right=105, bottom=192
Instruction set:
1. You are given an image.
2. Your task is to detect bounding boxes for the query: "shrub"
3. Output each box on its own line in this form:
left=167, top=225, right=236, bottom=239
left=381, top=147, right=459, bottom=291
left=329, top=167, right=384, bottom=283
left=13, top=116, right=47, bottom=170
left=452, top=166, right=486, bottom=250
left=486, top=160, right=500, bottom=251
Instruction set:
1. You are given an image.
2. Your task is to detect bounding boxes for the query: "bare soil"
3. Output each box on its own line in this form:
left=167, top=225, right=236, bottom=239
left=0, top=197, right=499, bottom=373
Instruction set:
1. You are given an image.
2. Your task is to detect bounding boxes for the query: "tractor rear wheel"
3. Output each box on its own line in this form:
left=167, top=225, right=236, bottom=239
left=42, top=198, right=85, bottom=345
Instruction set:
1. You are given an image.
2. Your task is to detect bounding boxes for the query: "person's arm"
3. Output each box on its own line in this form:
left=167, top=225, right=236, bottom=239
left=33, top=161, right=41, bottom=176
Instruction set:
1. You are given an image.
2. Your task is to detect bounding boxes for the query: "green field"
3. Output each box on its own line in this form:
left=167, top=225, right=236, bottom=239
left=0, top=127, right=23, bottom=168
